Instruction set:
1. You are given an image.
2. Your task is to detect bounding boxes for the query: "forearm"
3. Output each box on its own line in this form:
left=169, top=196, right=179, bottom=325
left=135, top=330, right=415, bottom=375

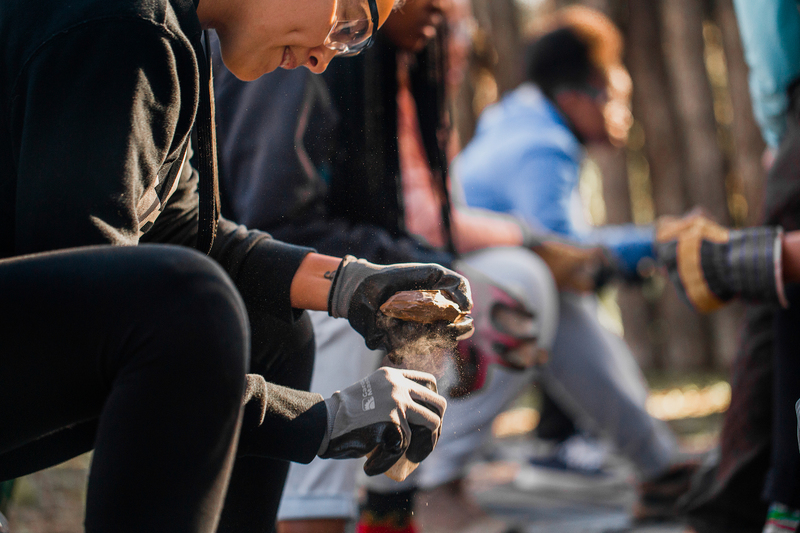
left=782, top=231, right=800, bottom=283
left=450, top=208, right=524, bottom=253
left=289, top=253, right=343, bottom=311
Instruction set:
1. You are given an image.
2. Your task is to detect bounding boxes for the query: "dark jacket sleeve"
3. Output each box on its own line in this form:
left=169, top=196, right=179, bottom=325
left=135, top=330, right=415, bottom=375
left=239, top=377, right=328, bottom=463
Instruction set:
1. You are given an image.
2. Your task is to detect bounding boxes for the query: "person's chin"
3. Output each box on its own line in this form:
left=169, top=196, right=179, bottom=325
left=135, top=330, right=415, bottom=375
left=219, top=54, right=269, bottom=81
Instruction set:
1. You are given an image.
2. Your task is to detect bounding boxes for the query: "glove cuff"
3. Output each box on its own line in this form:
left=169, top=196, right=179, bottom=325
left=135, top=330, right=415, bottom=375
left=328, top=255, right=356, bottom=319
left=328, top=255, right=389, bottom=319
left=317, top=393, right=341, bottom=456
left=517, top=221, right=543, bottom=249
left=726, top=226, right=788, bottom=308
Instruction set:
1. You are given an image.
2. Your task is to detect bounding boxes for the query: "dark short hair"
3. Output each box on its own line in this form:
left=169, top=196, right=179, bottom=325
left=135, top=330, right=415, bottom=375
left=524, top=27, right=595, bottom=100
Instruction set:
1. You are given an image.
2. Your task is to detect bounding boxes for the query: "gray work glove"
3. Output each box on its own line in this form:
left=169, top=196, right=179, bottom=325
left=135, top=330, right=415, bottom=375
left=328, top=255, right=473, bottom=352
left=317, top=367, right=446, bottom=476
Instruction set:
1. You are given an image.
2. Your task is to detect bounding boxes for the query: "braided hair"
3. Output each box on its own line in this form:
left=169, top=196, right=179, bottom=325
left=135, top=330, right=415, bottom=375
left=323, top=26, right=456, bottom=253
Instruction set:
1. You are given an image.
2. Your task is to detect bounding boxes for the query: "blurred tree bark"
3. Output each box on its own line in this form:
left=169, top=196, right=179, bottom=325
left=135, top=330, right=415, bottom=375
left=661, top=0, right=730, bottom=224
left=453, top=0, right=523, bottom=147
left=626, top=0, right=712, bottom=371
left=714, top=0, right=767, bottom=226
left=626, top=2, right=685, bottom=217
left=470, top=0, right=524, bottom=95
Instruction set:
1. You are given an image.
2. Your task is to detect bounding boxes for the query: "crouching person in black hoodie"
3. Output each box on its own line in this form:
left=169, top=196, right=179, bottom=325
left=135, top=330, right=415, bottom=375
left=0, top=0, right=471, bottom=531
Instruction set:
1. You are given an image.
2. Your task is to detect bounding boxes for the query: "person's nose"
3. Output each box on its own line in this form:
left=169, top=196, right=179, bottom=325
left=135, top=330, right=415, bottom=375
left=305, top=46, right=338, bottom=74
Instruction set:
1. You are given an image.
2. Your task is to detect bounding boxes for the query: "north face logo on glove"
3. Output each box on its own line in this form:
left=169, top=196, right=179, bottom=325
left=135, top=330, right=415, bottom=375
left=362, top=396, right=375, bottom=410
left=360, top=378, right=375, bottom=411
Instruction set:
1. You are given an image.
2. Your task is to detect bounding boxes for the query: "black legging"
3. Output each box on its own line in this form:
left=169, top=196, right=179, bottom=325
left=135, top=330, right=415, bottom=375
left=0, top=244, right=315, bottom=533
left=218, top=278, right=315, bottom=533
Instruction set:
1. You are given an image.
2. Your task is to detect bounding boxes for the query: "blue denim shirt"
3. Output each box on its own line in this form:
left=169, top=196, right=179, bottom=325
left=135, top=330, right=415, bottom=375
left=733, top=0, right=800, bottom=148
left=454, top=83, right=653, bottom=277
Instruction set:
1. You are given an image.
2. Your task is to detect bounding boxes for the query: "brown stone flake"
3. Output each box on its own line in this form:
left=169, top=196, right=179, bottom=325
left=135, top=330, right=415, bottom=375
left=379, top=290, right=465, bottom=323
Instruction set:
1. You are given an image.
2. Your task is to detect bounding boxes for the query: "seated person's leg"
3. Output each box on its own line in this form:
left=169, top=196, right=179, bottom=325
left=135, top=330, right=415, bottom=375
left=539, top=292, right=677, bottom=480
left=0, top=245, right=249, bottom=533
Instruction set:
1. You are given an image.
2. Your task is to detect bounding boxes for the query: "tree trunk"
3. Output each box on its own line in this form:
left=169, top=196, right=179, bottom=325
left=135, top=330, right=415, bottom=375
left=591, top=145, right=658, bottom=369
left=470, top=0, right=523, bottom=96
left=660, top=0, right=730, bottom=224
left=714, top=0, right=767, bottom=226
left=627, top=0, right=712, bottom=371
left=453, top=0, right=523, bottom=146
left=627, top=2, right=686, bottom=217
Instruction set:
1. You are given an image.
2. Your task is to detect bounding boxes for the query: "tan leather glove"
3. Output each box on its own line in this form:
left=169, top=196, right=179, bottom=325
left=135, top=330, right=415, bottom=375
left=532, top=240, right=611, bottom=293
left=654, top=214, right=787, bottom=313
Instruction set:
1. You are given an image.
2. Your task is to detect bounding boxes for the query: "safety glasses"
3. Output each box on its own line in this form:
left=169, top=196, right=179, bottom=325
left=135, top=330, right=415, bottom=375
left=323, top=0, right=379, bottom=57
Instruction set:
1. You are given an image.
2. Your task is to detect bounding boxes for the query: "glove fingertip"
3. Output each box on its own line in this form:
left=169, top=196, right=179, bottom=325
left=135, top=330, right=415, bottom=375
left=363, top=448, right=405, bottom=476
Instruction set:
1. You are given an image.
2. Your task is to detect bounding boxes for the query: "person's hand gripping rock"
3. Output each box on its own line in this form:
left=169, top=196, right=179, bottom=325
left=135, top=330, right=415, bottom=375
left=317, top=367, right=446, bottom=480
left=327, top=255, right=473, bottom=352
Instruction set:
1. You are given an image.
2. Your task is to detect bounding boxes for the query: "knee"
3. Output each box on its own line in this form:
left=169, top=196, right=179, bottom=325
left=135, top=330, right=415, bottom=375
left=460, top=246, right=560, bottom=350
left=127, top=246, right=250, bottom=397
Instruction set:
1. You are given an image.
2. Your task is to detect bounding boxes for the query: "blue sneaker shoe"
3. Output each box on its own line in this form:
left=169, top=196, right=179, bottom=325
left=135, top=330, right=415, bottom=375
left=514, top=435, right=627, bottom=492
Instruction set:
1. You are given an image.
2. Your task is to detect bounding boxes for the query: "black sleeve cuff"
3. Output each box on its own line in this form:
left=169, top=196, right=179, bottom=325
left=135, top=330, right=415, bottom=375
left=237, top=376, right=328, bottom=464
left=211, top=217, right=315, bottom=323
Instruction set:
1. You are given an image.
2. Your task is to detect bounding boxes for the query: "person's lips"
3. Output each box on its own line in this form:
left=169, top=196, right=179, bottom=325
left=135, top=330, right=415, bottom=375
left=280, top=47, right=297, bottom=69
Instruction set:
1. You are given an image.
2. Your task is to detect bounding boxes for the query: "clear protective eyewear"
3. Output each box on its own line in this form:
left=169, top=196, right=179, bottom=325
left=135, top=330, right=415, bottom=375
left=323, top=0, right=379, bottom=57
